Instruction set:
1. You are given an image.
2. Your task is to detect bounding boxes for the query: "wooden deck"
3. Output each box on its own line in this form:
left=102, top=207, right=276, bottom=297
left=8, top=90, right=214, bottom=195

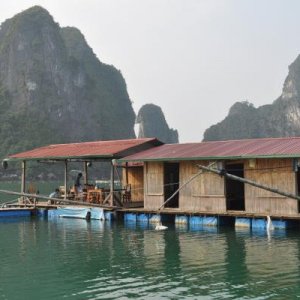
left=4, top=201, right=115, bottom=211
left=5, top=201, right=59, bottom=209
left=0, top=206, right=33, bottom=217
left=0, top=207, right=34, bottom=211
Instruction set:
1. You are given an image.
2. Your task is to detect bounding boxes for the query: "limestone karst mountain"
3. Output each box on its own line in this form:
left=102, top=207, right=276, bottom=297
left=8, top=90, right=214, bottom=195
left=0, top=6, right=136, bottom=158
left=136, top=104, right=178, bottom=143
left=204, top=54, right=300, bottom=141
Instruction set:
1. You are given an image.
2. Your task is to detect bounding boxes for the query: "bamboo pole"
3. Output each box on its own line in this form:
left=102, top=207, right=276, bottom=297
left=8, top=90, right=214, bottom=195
left=197, top=164, right=300, bottom=201
left=125, top=162, right=128, bottom=186
left=110, top=161, right=115, bottom=206
left=0, top=189, right=117, bottom=208
left=83, top=161, right=88, bottom=185
left=21, top=161, right=26, bottom=194
left=64, top=160, right=68, bottom=200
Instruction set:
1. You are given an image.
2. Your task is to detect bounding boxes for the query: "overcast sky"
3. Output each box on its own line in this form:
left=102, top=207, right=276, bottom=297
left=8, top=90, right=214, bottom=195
left=1, top=1, right=300, bottom=142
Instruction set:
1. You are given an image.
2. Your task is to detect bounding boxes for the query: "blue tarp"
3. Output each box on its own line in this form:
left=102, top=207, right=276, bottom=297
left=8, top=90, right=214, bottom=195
left=90, top=208, right=105, bottom=220
left=49, top=206, right=105, bottom=220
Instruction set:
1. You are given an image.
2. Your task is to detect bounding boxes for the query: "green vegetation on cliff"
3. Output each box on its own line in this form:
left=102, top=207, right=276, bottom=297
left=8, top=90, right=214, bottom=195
left=0, top=6, right=136, bottom=158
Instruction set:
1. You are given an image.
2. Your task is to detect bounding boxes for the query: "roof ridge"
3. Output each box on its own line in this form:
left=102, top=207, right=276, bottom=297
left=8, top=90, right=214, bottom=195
left=119, top=136, right=300, bottom=161
left=8, top=138, right=161, bottom=160
left=46, top=137, right=156, bottom=147
left=173, top=136, right=300, bottom=146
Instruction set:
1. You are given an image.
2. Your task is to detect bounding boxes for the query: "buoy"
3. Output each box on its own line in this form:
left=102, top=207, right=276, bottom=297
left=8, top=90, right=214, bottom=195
left=266, top=216, right=274, bottom=231
left=155, top=222, right=168, bottom=230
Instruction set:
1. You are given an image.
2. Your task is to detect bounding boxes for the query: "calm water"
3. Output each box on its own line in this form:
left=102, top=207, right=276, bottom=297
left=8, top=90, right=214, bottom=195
left=1, top=217, right=300, bottom=300
left=0, top=181, right=59, bottom=203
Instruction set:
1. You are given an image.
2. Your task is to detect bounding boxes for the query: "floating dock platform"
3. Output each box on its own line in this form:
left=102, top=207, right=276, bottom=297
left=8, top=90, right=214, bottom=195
left=1, top=202, right=300, bottom=232
left=0, top=200, right=115, bottom=220
left=118, top=207, right=300, bottom=230
left=0, top=207, right=33, bottom=217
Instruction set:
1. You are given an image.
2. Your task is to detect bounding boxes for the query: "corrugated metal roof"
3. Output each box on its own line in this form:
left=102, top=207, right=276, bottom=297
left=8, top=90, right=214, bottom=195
left=8, top=138, right=161, bottom=161
left=119, top=137, right=300, bottom=162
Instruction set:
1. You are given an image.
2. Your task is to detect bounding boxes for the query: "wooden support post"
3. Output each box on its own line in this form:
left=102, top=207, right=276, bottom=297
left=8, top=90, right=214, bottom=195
left=84, top=161, right=88, bottom=185
left=21, top=161, right=26, bottom=201
left=64, top=160, right=68, bottom=200
left=125, top=162, right=129, bottom=186
left=110, top=161, right=115, bottom=206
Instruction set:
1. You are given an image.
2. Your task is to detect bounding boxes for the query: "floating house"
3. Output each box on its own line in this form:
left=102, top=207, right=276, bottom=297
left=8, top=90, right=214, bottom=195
left=119, top=137, right=300, bottom=219
left=5, top=136, right=300, bottom=223
left=5, top=138, right=162, bottom=207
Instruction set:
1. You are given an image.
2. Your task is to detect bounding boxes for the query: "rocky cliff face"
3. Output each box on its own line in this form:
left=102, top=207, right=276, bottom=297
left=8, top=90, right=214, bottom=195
left=204, top=54, right=300, bottom=141
left=0, top=6, right=136, bottom=157
left=136, top=104, right=178, bottom=143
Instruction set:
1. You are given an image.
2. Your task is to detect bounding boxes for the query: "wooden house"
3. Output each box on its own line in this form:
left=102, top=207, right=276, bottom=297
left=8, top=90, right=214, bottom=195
left=120, top=137, right=300, bottom=218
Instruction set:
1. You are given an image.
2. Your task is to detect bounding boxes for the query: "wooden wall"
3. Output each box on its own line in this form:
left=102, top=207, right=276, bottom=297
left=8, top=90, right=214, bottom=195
left=244, top=158, right=298, bottom=215
left=143, top=160, right=226, bottom=212
left=179, top=161, right=226, bottom=212
left=144, top=162, right=164, bottom=209
left=130, top=158, right=299, bottom=216
left=126, top=167, right=144, bottom=202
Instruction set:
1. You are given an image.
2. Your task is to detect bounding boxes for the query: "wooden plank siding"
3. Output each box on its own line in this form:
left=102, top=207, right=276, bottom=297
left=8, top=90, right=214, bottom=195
left=244, top=158, right=298, bottom=215
left=129, top=158, right=299, bottom=216
left=126, top=167, right=144, bottom=202
left=143, top=160, right=226, bottom=212
left=179, top=161, right=226, bottom=212
left=144, top=162, right=164, bottom=209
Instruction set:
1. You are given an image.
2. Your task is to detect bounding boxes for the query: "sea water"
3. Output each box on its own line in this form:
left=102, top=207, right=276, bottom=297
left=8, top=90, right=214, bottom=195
left=1, top=217, right=300, bottom=299
left=0, top=181, right=300, bottom=299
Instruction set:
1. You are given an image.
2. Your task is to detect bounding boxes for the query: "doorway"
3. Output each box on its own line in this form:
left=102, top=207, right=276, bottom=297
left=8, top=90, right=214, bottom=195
left=226, top=163, right=245, bottom=211
left=164, top=163, right=179, bottom=208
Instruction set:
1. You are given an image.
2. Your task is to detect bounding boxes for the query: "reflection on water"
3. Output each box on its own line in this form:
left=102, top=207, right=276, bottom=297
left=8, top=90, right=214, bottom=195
left=144, top=230, right=166, bottom=270
left=1, top=218, right=300, bottom=299
left=245, top=232, right=300, bottom=297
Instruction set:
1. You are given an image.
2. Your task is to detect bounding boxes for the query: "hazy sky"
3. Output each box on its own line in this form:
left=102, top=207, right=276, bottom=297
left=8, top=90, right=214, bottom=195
left=1, top=1, right=300, bottom=142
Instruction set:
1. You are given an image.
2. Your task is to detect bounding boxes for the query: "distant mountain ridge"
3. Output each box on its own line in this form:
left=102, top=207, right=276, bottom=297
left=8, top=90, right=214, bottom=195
left=0, top=6, right=136, bottom=158
left=204, top=54, right=300, bottom=141
left=136, top=104, right=178, bottom=144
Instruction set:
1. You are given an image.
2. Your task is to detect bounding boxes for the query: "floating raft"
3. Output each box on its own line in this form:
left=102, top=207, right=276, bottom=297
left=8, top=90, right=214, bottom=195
left=0, top=207, right=33, bottom=217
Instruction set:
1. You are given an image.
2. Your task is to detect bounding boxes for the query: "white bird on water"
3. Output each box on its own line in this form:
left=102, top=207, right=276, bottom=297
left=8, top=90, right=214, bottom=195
left=155, top=222, right=168, bottom=230
left=266, top=216, right=274, bottom=231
